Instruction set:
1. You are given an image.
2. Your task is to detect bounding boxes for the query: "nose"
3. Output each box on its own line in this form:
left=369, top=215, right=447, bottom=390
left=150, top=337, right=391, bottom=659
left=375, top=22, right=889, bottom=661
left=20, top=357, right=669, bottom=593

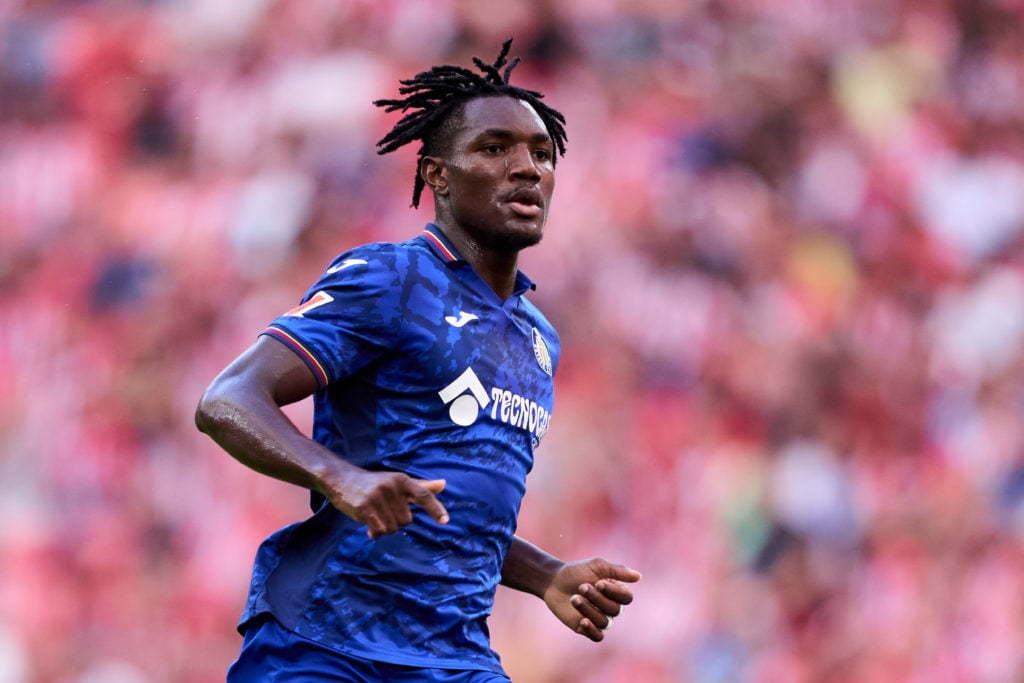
left=506, top=144, right=541, bottom=180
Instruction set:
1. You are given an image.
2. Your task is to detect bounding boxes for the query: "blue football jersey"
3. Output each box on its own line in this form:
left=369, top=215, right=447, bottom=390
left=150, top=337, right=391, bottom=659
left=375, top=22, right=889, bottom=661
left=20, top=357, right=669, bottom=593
left=239, top=224, right=560, bottom=672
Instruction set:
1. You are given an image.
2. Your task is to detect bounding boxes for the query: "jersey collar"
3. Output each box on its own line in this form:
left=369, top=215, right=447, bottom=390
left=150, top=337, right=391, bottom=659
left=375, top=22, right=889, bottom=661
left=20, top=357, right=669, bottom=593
left=421, top=224, right=464, bottom=264
left=420, top=223, right=536, bottom=295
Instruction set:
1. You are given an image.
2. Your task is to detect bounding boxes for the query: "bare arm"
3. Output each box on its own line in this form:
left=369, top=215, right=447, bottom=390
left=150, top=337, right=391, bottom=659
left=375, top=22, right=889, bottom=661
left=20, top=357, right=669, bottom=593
left=195, top=335, right=448, bottom=538
left=500, top=536, right=641, bottom=642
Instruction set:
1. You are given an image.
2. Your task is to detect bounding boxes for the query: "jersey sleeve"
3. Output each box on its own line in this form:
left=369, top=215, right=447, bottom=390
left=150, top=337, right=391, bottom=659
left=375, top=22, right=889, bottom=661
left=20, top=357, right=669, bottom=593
left=260, top=245, right=403, bottom=388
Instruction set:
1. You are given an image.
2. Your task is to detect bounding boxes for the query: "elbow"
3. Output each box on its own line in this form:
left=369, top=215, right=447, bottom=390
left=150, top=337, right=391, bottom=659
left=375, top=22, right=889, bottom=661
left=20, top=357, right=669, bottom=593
left=194, top=390, right=217, bottom=435
left=195, top=374, right=268, bottom=439
left=195, top=385, right=234, bottom=436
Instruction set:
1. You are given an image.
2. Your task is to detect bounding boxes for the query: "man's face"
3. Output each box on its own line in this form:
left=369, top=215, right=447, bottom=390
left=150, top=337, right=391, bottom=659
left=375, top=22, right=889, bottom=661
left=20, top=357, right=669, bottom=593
left=436, top=96, right=556, bottom=254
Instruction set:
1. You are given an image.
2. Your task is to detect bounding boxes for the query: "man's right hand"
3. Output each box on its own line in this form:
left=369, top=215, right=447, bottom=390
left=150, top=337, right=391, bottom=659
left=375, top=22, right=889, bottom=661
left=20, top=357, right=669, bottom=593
left=323, top=471, right=449, bottom=539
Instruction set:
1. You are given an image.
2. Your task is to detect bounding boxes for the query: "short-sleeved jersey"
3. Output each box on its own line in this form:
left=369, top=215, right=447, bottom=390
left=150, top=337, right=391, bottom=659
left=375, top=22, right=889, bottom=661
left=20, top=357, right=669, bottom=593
left=239, top=224, right=560, bottom=673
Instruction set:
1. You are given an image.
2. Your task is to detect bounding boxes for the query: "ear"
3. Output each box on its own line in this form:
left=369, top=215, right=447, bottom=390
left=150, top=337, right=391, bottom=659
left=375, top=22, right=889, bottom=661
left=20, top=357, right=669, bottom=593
left=420, top=156, right=449, bottom=197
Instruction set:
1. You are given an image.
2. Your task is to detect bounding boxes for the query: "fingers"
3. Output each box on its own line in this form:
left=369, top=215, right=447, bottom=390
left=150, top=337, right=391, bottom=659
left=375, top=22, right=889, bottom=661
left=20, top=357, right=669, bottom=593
left=579, top=581, right=631, bottom=615
left=569, top=599, right=623, bottom=642
left=600, top=562, right=642, bottom=584
left=419, top=478, right=446, bottom=494
left=363, top=492, right=408, bottom=539
left=363, top=513, right=390, bottom=539
left=363, top=476, right=448, bottom=539
left=570, top=565, right=641, bottom=641
left=569, top=596, right=607, bottom=642
left=409, top=478, right=449, bottom=525
left=570, top=588, right=622, bottom=636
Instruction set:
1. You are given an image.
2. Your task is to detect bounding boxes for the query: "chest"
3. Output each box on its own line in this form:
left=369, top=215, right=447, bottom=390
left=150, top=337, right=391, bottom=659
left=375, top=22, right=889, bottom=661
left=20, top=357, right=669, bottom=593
left=379, top=273, right=556, bottom=439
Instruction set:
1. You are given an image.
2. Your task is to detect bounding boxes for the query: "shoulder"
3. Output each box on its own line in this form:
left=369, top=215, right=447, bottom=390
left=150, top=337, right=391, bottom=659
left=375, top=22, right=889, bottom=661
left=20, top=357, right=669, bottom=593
left=317, top=237, right=438, bottom=289
left=319, top=241, right=399, bottom=279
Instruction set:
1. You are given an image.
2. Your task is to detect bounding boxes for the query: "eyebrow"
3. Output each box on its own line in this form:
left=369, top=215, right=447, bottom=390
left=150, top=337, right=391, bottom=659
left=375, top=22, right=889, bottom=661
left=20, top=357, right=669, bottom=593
left=475, top=128, right=552, bottom=145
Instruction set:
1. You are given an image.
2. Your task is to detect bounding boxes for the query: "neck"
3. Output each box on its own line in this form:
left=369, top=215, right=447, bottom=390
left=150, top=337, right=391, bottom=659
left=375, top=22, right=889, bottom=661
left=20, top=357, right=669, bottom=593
left=433, top=220, right=520, bottom=300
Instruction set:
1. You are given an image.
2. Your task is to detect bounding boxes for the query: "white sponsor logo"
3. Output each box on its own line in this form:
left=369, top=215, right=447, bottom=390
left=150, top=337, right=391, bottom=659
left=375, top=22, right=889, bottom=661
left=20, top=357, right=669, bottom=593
left=489, top=387, right=551, bottom=442
left=326, top=258, right=368, bottom=274
left=445, top=311, right=479, bottom=328
left=438, top=367, right=551, bottom=443
left=438, top=367, right=491, bottom=426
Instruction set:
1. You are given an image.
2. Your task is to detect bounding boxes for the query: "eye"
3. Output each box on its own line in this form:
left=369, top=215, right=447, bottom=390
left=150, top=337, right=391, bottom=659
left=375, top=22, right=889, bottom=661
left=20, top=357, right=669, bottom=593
left=482, top=144, right=504, bottom=155
left=533, top=149, right=552, bottom=162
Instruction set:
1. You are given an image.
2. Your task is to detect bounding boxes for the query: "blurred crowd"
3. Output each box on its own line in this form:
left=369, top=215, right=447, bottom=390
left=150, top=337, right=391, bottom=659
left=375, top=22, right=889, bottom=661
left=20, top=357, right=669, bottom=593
left=3, top=0, right=1024, bottom=680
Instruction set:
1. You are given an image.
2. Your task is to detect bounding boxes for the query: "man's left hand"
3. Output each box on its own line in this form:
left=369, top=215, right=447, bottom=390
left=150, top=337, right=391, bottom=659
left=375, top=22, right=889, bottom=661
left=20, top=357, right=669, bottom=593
left=543, top=558, right=641, bottom=642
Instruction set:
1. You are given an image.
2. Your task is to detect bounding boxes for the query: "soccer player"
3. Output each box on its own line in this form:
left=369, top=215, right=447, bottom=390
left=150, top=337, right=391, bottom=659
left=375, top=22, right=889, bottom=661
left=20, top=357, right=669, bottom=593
left=196, top=40, right=641, bottom=682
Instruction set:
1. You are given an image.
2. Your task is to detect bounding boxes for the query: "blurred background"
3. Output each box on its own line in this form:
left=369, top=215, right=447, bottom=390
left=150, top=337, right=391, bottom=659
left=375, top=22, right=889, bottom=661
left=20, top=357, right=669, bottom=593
left=3, top=0, right=1024, bottom=680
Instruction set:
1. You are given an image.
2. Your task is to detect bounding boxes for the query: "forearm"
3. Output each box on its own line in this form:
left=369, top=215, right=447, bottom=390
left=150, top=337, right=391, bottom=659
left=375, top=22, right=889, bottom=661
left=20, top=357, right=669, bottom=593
left=500, top=536, right=565, bottom=598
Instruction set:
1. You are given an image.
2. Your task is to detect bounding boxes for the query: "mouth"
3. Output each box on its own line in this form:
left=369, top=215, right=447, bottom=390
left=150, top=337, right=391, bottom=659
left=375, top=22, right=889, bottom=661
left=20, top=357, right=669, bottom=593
left=504, top=188, right=544, bottom=219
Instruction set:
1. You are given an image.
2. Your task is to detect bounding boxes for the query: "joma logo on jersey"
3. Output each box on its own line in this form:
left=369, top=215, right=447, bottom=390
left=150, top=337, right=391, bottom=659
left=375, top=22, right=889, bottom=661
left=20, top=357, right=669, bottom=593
left=438, top=367, right=551, bottom=443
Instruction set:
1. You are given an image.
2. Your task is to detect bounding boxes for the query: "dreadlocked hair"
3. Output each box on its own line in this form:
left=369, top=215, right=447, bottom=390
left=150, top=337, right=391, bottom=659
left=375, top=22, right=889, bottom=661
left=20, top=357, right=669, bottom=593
left=374, top=39, right=567, bottom=208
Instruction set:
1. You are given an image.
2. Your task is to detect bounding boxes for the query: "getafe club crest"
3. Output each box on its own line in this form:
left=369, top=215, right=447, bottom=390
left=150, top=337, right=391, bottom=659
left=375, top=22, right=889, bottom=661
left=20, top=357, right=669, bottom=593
left=532, top=327, right=553, bottom=376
